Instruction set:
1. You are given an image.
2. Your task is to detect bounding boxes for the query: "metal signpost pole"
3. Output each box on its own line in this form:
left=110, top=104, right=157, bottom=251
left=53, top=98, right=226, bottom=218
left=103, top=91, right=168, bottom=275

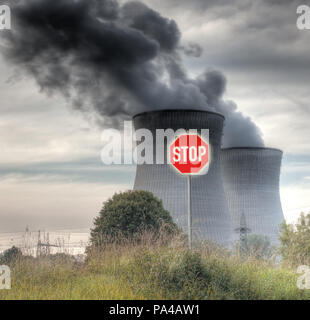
left=188, top=175, right=192, bottom=250
left=169, top=133, right=209, bottom=250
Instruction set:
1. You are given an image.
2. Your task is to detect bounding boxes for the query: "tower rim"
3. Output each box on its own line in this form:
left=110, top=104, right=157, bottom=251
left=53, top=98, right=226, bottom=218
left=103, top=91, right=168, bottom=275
left=133, top=109, right=225, bottom=120
left=221, top=147, right=283, bottom=153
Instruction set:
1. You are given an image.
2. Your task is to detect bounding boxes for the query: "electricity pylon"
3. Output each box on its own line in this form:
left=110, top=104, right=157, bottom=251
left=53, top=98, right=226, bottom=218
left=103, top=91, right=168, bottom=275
left=36, top=230, right=60, bottom=256
left=235, top=212, right=251, bottom=257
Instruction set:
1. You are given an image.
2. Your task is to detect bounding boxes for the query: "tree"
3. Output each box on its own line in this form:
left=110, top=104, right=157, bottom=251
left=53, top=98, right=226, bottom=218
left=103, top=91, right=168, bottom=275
left=89, top=190, right=179, bottom=246
left=279, top=212, right=310, bottom=266
left=0, top=246, right=22, bottom=265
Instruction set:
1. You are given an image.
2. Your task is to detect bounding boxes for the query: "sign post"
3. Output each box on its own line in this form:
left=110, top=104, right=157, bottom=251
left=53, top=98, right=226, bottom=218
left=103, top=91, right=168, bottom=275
left=169, top=133, right=210, bottom=249
left=187, top=175, right=192, bottom=249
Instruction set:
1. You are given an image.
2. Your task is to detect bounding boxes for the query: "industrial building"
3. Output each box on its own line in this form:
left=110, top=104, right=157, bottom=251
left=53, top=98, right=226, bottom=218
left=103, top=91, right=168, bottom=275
left=133, top=109, right=233, bottom=246
left=221, top=147, right=285, bottom=245
left=133, top=110, right=284, bottom=246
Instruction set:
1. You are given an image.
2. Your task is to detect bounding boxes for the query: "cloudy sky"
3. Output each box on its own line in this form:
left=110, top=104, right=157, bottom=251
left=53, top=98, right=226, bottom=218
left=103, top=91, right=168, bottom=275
left=0, top=0, right=309, bottom=232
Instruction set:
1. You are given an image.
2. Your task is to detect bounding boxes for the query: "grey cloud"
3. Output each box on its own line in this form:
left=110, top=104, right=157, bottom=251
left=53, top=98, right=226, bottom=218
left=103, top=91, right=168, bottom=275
left=0, top=159, right=136, bottom=184
left=181, top=43, right=203, bottom=57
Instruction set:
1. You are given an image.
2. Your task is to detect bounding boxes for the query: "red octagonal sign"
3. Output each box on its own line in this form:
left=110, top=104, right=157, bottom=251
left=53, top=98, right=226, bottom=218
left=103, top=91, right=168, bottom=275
left=169, top=134, right=210, bottom=175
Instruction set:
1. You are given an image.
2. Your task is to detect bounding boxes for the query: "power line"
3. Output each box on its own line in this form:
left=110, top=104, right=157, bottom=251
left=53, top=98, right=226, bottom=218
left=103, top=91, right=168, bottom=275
left=0, top=227, right=90, bottom=234
left=284, top=206, right=310, bottom=213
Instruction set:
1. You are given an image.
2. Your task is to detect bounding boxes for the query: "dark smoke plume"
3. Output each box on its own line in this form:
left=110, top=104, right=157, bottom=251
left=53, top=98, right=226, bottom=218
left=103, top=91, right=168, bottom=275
left=181, top=43, right=203, bottom=58
left=1, top=0, right=264, bottom=147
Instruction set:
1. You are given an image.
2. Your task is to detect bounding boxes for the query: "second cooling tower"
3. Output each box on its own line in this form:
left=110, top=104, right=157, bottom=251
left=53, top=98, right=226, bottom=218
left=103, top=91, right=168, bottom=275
left=221, top=147, right=285, bottom=245
left=133, top=109, right=233, bottom=246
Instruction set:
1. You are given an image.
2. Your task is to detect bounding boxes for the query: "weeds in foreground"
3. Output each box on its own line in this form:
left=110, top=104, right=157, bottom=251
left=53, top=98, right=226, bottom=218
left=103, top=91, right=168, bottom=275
left=0, top=231, right=309, bottom=300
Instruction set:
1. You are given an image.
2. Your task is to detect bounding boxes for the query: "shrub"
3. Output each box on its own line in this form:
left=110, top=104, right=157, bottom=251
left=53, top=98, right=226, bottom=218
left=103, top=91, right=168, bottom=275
left=89, top=190, right=179, bottom=247
left=125, top=248, right=210, bottom=299
left=0, top=246, right=23, bottom=265
left=279, top=212, right=310, bottom=267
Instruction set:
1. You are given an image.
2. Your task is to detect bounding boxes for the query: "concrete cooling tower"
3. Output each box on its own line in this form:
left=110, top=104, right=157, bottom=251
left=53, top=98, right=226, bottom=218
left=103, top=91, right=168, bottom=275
left=220, top=147, right=285, bottom=245
left=133, top=109, right=233, bottom=246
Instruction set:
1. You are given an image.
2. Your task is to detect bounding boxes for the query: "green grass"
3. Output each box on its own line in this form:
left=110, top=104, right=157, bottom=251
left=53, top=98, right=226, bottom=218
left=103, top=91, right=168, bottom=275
left=0, top=242, right=309, bottom=300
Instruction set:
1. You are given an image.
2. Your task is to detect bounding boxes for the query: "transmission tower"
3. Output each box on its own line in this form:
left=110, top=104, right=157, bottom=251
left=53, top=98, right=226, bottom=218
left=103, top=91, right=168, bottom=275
left=36, top=230, right=60, bottom=257
left=235, top=212, right=251, bottom=257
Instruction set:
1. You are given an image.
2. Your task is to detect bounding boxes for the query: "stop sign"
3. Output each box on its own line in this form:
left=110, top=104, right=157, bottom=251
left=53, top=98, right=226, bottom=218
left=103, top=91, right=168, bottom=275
left=169, top=134, right=210, bottom=175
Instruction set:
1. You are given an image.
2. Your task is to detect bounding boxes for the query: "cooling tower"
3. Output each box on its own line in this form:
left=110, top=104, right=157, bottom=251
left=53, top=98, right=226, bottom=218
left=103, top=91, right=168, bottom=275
left=220, top=147, right=285, bottom=245
left=133, top=109, right=233, bottom=246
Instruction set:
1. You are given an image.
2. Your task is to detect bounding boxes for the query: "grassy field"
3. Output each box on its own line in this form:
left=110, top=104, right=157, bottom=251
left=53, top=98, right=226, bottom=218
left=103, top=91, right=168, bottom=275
left=0, top=236, right=309, bottom=300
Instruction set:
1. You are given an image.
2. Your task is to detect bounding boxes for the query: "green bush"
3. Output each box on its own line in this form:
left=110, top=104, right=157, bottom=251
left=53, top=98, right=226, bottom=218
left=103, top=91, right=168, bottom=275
left=0, top=246, right=23, bottom=265
left=123, top=247, right=309, bottom=300
left=279, top=212, right=310, bottom=267
left=89, top=190, right=179, bottom=246
left=125, top=249, right=210, bottom=299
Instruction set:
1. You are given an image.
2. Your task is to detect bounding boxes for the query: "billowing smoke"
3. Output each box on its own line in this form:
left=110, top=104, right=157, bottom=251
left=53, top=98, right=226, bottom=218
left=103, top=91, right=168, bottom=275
left=2, top=0, right=264, bottom=147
